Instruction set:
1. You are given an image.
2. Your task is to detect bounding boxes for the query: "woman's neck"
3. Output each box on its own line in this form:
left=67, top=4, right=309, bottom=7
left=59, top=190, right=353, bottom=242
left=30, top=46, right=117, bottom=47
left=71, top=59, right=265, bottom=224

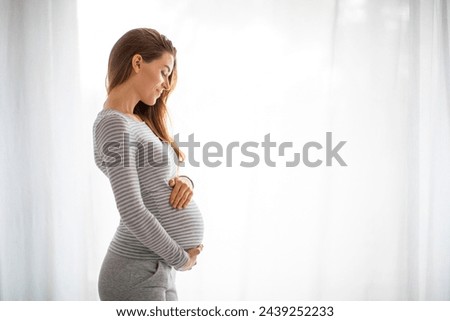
left=104, top=81, right=139, bottom=115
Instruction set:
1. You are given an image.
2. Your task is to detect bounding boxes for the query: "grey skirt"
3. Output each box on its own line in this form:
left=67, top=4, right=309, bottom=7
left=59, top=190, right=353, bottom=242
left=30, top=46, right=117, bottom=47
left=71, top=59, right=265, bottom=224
left=98, top=249, right=178, bottom=301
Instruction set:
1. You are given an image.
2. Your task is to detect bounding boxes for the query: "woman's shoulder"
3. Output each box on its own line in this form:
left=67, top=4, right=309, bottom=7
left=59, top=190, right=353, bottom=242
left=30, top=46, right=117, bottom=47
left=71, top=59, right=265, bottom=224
left=96, top=108, right=128, bottom=121
left=93, top=108, right=132, bottom=136
left=95, top=108, right=133, bottom=125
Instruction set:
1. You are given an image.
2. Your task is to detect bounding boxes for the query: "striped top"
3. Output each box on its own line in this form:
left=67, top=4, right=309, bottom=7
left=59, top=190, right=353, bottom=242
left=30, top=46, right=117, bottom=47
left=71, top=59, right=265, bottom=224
left=93, top=108, right=204, bottom=270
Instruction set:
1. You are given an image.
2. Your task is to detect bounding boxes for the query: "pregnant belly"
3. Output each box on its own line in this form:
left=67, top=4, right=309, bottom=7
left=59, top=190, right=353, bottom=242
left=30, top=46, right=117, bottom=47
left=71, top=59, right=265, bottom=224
left=143, top=188, right=204, bottom=250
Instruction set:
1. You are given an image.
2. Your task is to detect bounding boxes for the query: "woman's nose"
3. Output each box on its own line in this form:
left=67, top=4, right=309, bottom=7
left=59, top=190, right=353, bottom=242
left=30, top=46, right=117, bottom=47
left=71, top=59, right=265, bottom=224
left=162, top=78, right=170, bottom=90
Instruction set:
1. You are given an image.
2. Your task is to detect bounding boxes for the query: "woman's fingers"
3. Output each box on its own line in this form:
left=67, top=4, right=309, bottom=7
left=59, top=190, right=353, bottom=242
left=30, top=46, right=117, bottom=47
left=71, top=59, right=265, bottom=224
left=169, top=177, right=194, bottom=209
left=178, top=190, right=193, bottom=209
left=173, top=188, right=190, bottom=209
left=182, top=245, right=204, bottom=271
left=188, top=244, right=203, bottom=256
left=192, top=244, right=204, bottom=254
left=169, top=181, right=182, bottom=205
left=189, top=247, right=201, bottom=256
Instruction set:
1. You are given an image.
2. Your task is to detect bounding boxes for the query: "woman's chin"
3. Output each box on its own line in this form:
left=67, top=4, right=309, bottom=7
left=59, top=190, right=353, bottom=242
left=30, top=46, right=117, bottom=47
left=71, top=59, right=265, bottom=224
left=141, top=97, right=158, bottom=106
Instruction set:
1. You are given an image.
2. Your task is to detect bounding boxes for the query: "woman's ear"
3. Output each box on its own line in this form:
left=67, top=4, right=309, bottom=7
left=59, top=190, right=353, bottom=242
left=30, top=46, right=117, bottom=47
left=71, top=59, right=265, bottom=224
left=131, top=54, right=142, bottom=73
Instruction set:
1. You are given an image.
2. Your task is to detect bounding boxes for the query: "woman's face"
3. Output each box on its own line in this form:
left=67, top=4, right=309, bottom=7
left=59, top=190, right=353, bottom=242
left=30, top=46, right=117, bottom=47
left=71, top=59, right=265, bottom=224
left=134, top=51, right=174, bottom=106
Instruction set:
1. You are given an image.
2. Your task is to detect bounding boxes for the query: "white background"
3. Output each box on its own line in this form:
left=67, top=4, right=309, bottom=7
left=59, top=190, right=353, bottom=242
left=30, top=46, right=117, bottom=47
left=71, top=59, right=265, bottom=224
left=1, top=0, right=449, bottom=300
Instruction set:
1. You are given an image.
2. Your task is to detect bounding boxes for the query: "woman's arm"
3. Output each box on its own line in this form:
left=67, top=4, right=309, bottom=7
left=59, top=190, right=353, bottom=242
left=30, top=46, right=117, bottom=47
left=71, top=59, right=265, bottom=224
left=94, top=114, right=189, bottom=270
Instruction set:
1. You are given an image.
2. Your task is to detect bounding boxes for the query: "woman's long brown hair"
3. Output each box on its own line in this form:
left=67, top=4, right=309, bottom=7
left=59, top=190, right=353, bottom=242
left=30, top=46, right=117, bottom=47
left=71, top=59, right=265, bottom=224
left=106, top=28, right=184, bottom=163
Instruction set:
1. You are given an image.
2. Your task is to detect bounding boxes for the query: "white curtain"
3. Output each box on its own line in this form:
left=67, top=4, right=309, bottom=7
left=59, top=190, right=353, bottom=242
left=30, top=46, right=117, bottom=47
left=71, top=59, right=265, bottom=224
left=0, top=0, right=91, bottom=299
left=1, top=0, right=449, bottom=300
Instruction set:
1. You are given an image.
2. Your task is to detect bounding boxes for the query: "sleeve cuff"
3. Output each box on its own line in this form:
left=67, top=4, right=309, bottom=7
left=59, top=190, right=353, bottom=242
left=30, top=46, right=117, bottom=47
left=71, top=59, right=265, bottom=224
left=174, top=251, right=190, bottom=271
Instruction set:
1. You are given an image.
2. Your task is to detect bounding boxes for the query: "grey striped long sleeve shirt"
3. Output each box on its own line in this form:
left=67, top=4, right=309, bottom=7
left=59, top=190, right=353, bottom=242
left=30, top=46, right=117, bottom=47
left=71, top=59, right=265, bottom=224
left=93, top=108, right=204, bottom=270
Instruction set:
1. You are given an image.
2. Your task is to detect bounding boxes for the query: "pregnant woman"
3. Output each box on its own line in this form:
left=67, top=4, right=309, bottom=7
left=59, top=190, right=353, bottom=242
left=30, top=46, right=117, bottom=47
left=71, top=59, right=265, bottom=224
left=93, top=28, right=204, bottom=300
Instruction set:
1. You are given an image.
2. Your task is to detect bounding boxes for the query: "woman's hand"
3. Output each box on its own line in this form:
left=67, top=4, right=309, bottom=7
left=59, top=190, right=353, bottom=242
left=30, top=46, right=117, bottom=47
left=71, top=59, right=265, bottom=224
left=168, top=176, right=193, bottom=209
left=181, top=244, right=204, bottom=271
